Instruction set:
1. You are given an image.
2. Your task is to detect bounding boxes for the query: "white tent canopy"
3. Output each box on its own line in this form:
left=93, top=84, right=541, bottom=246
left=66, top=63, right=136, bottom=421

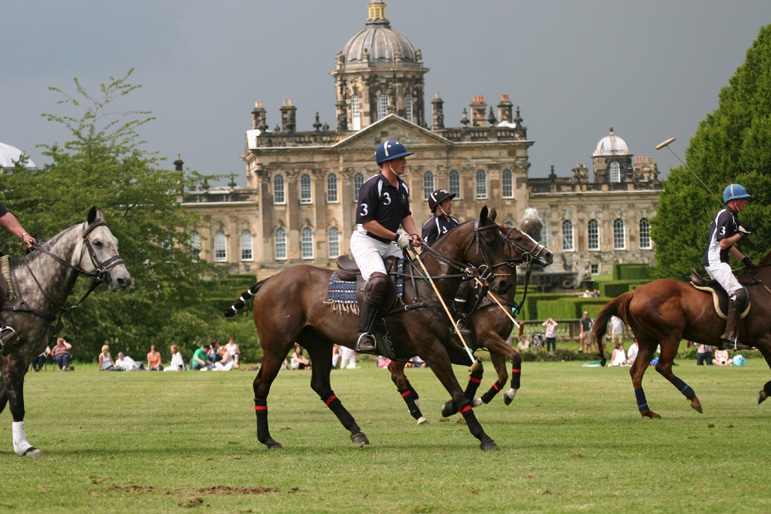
left=0, top=142, right=36, bottom=168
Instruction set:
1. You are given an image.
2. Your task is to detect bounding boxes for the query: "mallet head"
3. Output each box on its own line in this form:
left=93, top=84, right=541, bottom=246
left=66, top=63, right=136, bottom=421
left=655, top=137, right=676, bottom=150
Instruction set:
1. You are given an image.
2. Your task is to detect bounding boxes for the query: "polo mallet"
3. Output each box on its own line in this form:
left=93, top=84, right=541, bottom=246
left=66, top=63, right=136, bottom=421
left=656, top=137, right=723, bottom=206
left=407, top=245, right=477, bottom=367
left=471, top=275, right=519, bottom=328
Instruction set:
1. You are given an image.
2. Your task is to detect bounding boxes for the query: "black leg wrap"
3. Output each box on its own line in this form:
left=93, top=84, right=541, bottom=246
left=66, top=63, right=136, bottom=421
left=399, top=388, right=424, bottom=420
left=459, top=402, right=485, bottom=440
left=481, top=380, right=505, bottom=404
left=407, top=380, right=420, bottom=401
left=323, top=393, right=361, bottom=434
left=511, top=365, right=521, bottom=390
left=254, top=399, right=272, bottom=445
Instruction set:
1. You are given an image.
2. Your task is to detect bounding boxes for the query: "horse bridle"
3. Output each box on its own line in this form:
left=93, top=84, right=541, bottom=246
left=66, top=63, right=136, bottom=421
left=413, top=219, right=510, bottom=294
left=502, top=226, right=548, bottom=266
left=20, top=219, right=126, bottom=315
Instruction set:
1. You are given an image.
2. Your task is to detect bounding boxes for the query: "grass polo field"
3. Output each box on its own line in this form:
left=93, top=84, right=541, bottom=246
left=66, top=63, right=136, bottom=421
left=2, top=358, right=770, bottom=513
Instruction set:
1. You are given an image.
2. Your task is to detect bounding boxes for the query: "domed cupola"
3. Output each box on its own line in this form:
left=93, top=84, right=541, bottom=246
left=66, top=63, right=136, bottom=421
left=342, top=0, right=417, bottom=63
left=331, top=1, right=428, bottom=131
left=593, top=127, right=630, bottom=157
left=591, top=127, right=633, bottom=184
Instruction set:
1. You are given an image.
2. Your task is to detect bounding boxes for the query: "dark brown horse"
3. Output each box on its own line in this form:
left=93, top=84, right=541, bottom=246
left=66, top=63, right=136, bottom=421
left=225, top=207, right=513, bottom=451
left=593, top=251, right=771, bottom=418
left=388, top=224, right=554, bottom=423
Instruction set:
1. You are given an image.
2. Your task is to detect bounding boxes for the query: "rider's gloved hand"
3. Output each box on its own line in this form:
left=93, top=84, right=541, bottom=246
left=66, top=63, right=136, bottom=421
left=742, top=256, right=756, bottom=270
left=738, top=222, right=752, bottom=236
left=396, top=233, right=412, bottom=249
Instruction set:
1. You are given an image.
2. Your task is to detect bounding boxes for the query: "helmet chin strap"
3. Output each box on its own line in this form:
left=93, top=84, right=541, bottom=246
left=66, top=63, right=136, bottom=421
left=438, top=204, right=451, bottom=217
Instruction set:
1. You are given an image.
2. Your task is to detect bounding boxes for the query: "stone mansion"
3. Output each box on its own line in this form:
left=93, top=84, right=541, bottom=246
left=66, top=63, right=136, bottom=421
left=181, top=1, right=661, bottom=282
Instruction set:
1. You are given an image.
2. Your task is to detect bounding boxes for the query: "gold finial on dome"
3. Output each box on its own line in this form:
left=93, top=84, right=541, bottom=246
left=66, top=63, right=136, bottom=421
left=367, top=1, right=387, bottom=23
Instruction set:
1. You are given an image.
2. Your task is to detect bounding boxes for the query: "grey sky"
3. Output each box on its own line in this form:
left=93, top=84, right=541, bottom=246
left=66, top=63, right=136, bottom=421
left=2, top=1, right=770, bottom=184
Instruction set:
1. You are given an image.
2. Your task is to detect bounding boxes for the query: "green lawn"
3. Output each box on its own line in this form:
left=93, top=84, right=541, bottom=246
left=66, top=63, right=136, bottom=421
left=2, top=359, right=770, bottom=513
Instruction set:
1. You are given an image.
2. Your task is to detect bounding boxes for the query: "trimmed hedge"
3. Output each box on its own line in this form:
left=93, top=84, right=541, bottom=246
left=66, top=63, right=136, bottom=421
left=612, top=263, right=653, bottom=280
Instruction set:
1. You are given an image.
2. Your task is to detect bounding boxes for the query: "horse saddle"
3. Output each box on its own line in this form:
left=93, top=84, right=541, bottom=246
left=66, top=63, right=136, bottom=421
left=689, top=268, right=750, bottom=320
left=327, top=256, right=405, bottom=309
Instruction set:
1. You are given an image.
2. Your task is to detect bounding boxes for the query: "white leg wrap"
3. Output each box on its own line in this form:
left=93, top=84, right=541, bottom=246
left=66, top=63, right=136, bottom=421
left=12, top=421, right=32, bottom=456
left=505, top=388, right=517, bottom=401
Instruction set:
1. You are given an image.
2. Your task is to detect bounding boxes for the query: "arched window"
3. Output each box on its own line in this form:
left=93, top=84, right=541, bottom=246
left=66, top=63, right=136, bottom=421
left=189, top=231, right=201, bottom=262
left=639, top=218, right=652, bottom=249
left=275, top=228, right=287, bottom=260
left=502, top=169, right=514, bottom=198
left=449, top=170, right=461, bottom=198
left=377, top=93, right=388, bottom=120
left=562, top=220, right=574, bottom=251
left=475, top=169, right=488, bottom=200
left=327, top=173, right=338, bottom=203
left=351, top=95, right=361, bottom=131
left=610, top=162, right=621, bottom=183
left=613, top=219, right=626, bottom=249
left=214, top=230, right=227, bottom=262
left=423, top=171, right=435, bottom=200
left=301, top=227, right=314, bottom=259
left=588, top=219, right=599, bottom=251
left=273, top=174, right=285, bottom=205
left=353, top=172, right=364, bottom=203
left=240, top=230, right=253, bottom=261
left=328, top=227, right=340, bottom=258
left=300, top=174, right=312, bottom=204
left=405, top=93, right=413, bottom=123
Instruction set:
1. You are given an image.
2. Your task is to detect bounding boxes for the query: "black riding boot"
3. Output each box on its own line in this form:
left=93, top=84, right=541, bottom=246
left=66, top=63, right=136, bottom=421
left=356, top=301, right=378, bottom=354
left=720, top=300, right=750, bottom=350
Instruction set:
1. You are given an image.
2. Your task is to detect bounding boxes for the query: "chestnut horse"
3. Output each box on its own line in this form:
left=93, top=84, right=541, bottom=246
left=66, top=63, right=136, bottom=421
left=0, top=207, right=132, bottom=456
left=593, top=251, right=771, bottom=418
left=225, top=207, right=512, bottom=451
left=388, top=224, right=554, bottom=423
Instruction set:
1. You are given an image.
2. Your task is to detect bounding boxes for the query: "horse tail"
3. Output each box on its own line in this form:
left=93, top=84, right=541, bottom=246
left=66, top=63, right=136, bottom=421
left=224, top=279, right=269, bottom=317
left=593, top=291, right=634, bottom=366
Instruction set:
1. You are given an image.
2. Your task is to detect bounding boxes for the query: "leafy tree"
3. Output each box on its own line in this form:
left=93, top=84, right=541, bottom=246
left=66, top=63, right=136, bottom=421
left=654, top=25, right=771, bottom=279
left=0, top=69, right=237, bottom=361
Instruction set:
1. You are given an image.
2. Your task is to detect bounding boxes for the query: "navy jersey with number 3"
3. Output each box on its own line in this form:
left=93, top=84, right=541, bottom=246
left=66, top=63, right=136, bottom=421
left=356, top=173, right=412, bottom=233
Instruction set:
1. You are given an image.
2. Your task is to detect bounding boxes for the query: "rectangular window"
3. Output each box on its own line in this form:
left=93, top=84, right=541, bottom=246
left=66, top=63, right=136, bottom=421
left=588, top=220, right=599, bottom=251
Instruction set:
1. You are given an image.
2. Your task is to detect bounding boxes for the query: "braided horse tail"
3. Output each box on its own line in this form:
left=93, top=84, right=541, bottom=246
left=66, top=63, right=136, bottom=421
left=224, top=279, right=269, bottom=317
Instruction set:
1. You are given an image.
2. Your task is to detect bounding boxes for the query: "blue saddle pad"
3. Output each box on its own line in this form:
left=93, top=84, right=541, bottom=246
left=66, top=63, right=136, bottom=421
left=327, top=271, right=357, bottom=305
left=325, top=260, right=405, bottom=306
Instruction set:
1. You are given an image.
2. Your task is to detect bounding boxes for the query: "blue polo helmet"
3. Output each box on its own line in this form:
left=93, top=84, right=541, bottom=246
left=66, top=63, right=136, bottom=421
left=375, top=140, right=414, bottom=165
left=723, top=184, right=751, bottom=203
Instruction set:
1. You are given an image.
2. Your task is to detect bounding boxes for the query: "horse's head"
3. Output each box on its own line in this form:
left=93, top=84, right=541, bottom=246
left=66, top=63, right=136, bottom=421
left=443, top=206, right=513, bottom=295
left=500, top=224, right=554, bottom=267
left=79, top=207, right=132, bottom=291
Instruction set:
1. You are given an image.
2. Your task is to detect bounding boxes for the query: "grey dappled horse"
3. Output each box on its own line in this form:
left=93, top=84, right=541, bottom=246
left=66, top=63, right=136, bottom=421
left=0, top=207, right=132, bottom=456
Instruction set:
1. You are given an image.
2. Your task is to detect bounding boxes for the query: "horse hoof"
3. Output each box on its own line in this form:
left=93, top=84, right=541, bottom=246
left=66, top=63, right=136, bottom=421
left=416, top=416, right=428, bottom=425
left=641, top=410, right=662, bottom=419
left=351, top=432, right=370, bottom=445
left=503, top=388, right=517, bottom=405
left=441, top=401, right=458, bottom=418
left=472, top=397, right=483, bottom=407
left=690, top=402, right=703, bottom=414
left=21, top=447, right=43, bottom=457
left=265, top=439, right=283, bottom=450
left=759, top=390, right=768, bottom=405
left=480, top=438, right=500, bottom=451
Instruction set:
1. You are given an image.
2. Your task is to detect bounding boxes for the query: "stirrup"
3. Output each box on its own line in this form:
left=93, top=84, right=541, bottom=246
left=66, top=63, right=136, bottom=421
left=355, top=333, right=377, bottom=354
left=0, top=326, right=19, bottom=355
left=720, top=338, right=752, bottom=351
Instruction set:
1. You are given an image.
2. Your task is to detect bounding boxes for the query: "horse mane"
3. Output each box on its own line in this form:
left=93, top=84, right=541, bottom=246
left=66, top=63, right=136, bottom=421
left=9, top=222, right=83, bottom=268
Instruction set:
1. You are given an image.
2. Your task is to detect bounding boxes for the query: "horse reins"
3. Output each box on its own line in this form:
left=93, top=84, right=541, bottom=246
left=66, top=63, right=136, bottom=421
left=7, top=220, right=126, bottom=322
